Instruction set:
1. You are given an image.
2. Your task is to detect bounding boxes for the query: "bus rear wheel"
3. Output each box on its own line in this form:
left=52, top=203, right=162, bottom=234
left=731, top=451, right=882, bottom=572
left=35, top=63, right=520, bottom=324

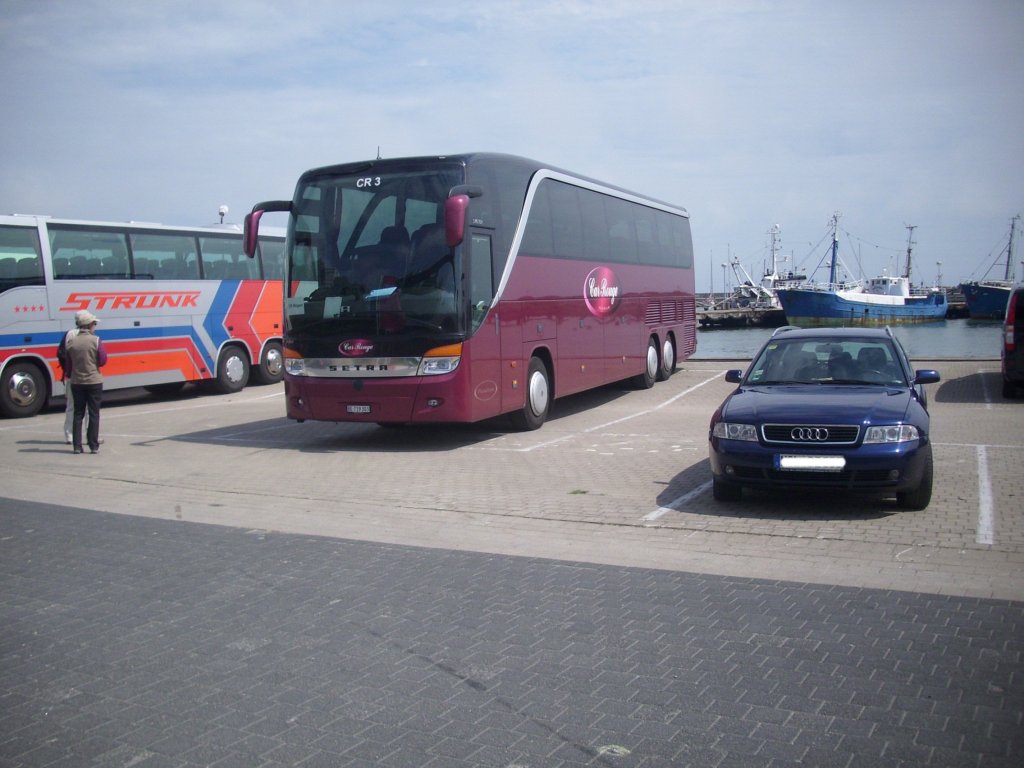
left=633, top=337, right=658, bottom=389
left=509, top=356, right=550, bottom=431
left=0, top=361, right=48, bottom=418
left=212, top=345, right=250, bottom=394
left=657, top=335, right=676, bottom=381
left=252, top=341, right=283, bottom=385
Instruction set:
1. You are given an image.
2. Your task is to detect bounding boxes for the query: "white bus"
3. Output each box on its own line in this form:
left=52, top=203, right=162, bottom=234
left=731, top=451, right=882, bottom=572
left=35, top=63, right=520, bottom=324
left=0, top=214, right=286, bottom=418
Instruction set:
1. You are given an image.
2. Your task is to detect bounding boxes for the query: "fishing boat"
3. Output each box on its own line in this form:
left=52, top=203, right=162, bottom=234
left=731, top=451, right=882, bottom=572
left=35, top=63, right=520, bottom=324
left=698, top=225, right=803, bottom=328
left=775, top=214, right=947, bottom=327
left=959, top=215, right=1019, bottom=320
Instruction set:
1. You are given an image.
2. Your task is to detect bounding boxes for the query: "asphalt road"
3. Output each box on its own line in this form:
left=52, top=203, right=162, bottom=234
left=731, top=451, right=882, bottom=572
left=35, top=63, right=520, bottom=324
left=1, top=359, right=1022, bottom=766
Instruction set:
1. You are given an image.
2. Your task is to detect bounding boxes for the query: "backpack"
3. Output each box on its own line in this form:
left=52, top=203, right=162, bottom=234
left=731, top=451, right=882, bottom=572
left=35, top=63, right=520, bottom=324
left=57, top=334, right=69, bottom=375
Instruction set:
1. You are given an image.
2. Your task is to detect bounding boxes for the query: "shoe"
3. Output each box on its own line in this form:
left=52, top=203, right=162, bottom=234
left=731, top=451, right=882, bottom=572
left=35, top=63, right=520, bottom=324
left=65, top=437, right=72, bottom=445
left=89, top=447, right=100, bottom=454
left=73, top=448, right=83, bottom=454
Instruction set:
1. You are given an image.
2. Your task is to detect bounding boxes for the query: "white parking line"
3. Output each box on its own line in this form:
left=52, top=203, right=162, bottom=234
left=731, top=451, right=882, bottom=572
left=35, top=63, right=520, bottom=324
left=976, top=445, right=995, bottom=545
left=516, top=372, right=724, bottom=452
left=643, top=480, right=713, bottom=522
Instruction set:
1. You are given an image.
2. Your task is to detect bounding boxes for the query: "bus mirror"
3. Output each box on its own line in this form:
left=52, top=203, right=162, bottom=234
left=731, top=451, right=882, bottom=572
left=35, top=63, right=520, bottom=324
left=242, top=210, right=263, bottom=258
left=445, top=194, right=470, bottom=247
left=243, top=200, right=291, bottom=257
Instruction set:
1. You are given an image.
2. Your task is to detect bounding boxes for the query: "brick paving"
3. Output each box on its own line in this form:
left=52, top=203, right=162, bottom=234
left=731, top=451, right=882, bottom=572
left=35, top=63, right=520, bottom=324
left=2, top=500, right=1022, bottom=768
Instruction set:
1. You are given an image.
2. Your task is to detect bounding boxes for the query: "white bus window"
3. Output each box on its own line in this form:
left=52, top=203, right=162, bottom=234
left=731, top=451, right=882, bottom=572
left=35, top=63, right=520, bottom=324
left=0, top=225, right=43, bottom=289
left=49, top=227, right=129, bottom=279
left=259, top=238, right=286, bottom=280
left=200, top=236, right=254, bottom=279
left=130, top=233, right=199, bottom=279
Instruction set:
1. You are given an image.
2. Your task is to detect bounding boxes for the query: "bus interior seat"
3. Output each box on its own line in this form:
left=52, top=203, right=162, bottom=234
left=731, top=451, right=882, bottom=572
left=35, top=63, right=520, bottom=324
left=408, top=223, right=446, bottom=279
left=105, top=254, right=127, bottom=278
left=17, top=257, right=42, bottom=279
left=52, top=257, right=71, bottom=277
left=377, top=225, right=410, bottom=278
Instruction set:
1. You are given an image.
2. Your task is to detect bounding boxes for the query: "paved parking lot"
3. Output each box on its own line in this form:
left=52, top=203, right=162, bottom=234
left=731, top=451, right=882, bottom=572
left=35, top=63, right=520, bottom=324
left=1, top=359, right=1022, bottom=766
left=2, top=359, right=1021, bottom=598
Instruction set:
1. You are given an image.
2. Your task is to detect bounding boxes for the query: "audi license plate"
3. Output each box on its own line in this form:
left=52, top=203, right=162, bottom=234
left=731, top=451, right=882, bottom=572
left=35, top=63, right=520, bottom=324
left=346, top=404, right=372, bottom=414
left=775, top=455, right=846, bottom=472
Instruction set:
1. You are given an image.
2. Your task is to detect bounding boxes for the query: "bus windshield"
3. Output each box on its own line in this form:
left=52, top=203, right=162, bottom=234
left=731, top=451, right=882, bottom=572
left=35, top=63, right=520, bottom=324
left=286, top=167, right=464, bottom=338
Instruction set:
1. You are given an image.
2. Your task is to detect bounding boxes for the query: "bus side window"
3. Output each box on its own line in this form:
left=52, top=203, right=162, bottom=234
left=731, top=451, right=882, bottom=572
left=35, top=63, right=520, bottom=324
left=469, top=233, right=493, bottom=332
left=0, top=225, right=43, bottom=292
left=520, top=182, right=553, bottom=257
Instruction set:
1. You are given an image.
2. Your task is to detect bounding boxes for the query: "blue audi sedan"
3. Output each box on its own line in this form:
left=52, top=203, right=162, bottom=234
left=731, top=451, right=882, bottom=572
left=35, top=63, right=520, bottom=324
left=708, top=326, right=940, bottom=509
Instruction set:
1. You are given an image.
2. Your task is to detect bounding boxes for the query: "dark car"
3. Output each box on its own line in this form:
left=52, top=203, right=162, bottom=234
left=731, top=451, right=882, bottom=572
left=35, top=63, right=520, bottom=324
left=1002, top=283, right=1024, bottom=398
left=708, top=326, right=940, bottom=509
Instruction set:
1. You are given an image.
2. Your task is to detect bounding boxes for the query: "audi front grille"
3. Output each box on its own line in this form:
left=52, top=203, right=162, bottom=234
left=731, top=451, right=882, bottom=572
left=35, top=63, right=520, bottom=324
left=761, top=424, right=860, bottom=445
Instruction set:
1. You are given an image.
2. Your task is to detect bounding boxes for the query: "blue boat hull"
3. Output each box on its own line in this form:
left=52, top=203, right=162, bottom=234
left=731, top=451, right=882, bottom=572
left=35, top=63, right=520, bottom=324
left=777, top=288, right=947, bottom=326
left=960, top=282, right=1011, bottom=320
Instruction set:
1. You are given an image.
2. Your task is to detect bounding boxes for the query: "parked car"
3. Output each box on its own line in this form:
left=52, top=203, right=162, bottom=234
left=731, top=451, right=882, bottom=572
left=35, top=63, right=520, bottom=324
left=1002, top=283, right=1024, bottom=399
left=708, top=326, right=940, bottom=509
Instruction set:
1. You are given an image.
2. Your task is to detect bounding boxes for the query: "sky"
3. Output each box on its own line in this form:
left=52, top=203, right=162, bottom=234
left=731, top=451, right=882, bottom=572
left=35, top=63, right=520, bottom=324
left=2, top=0, right=1023, bottom=293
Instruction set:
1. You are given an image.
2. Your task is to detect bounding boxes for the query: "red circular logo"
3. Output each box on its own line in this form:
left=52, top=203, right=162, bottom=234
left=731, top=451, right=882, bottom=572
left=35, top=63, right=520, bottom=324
left=584, top=267, right=621, bottom=316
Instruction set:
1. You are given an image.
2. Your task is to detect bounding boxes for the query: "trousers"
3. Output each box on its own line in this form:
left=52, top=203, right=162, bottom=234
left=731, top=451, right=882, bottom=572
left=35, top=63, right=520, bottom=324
left=71, top=383, right=102, bottom=452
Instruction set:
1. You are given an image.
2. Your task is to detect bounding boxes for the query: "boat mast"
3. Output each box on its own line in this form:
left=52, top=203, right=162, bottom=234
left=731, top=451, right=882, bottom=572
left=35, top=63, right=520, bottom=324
left=1005, top=215, right=1019, bottom=281
left=903, top=225, right=916, bottom=282
left=768, top=224, right=780, bottom=278
left=828, top=212, right=840, bottom=286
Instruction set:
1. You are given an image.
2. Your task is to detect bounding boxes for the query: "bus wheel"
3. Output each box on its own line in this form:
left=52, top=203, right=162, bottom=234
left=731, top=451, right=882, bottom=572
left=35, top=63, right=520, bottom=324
left=657, top=335, right=676, bottom=381
left=212, top=345, right=250, bottom=394
left=0, top=361, right=48, bottom=418
left=633, top=337, right=658, bottom=389
left=509, top=356, right=550, bottom=431
left=252, top=341, right=284, bottom=385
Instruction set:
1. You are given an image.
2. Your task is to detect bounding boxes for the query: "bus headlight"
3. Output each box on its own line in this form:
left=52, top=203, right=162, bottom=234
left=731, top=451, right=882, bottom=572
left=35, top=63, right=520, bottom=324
left=283, top=348, right=306, bottom=376
left=864, top=424, right=919, bottom=443
left=418, top=343, right=462, bottom=376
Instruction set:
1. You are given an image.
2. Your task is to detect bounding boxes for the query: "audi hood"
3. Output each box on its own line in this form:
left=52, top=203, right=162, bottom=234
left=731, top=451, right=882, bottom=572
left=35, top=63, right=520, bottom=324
left=721, top=385, right=921, bottom=427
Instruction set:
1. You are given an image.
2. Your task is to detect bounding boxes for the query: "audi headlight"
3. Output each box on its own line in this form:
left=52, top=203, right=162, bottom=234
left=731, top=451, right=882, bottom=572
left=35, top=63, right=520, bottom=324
left=712, top=422, right=758, bottom=441
left=864, top=424, right=920, bottom=444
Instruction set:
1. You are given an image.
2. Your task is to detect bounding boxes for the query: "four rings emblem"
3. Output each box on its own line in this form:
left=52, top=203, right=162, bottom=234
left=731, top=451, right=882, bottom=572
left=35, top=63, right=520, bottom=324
left=791, top=427, right=829, bottom=441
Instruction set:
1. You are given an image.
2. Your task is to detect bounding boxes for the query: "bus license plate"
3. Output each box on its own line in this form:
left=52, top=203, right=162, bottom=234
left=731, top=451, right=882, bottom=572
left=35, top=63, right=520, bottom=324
left=347, top=404, right=372, bottom=414
left=775, top=455, right=845, bottom=472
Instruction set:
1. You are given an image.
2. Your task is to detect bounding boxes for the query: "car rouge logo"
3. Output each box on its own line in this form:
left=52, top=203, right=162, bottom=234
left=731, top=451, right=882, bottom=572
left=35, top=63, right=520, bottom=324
left=584, top=267, right=621, bottom=316
left=339, top=339, right=374, bottom=357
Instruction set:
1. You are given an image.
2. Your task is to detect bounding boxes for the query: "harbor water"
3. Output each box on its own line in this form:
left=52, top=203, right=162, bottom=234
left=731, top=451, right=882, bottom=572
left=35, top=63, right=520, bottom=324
left=692, top=318, right=1003, bottom=360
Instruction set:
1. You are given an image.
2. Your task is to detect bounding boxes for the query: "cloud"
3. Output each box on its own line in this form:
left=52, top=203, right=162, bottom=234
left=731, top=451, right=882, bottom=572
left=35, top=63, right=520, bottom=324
left=1, top=0, right=1022, bottom=287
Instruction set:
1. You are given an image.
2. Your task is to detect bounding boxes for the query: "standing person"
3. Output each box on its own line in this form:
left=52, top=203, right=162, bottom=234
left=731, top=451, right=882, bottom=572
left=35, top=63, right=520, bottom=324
left=66, top=310, right=107, bottom=454
left=59, top=322, right=86, bottom=444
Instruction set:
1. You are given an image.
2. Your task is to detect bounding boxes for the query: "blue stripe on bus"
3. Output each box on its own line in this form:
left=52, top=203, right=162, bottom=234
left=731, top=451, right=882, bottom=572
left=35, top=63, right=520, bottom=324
left=202, top=281, right=240, bottom=353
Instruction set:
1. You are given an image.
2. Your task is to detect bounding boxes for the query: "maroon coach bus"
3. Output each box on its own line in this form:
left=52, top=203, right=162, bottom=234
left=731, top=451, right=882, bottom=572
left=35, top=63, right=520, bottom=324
left=244, top=153, right=696, bottom=429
